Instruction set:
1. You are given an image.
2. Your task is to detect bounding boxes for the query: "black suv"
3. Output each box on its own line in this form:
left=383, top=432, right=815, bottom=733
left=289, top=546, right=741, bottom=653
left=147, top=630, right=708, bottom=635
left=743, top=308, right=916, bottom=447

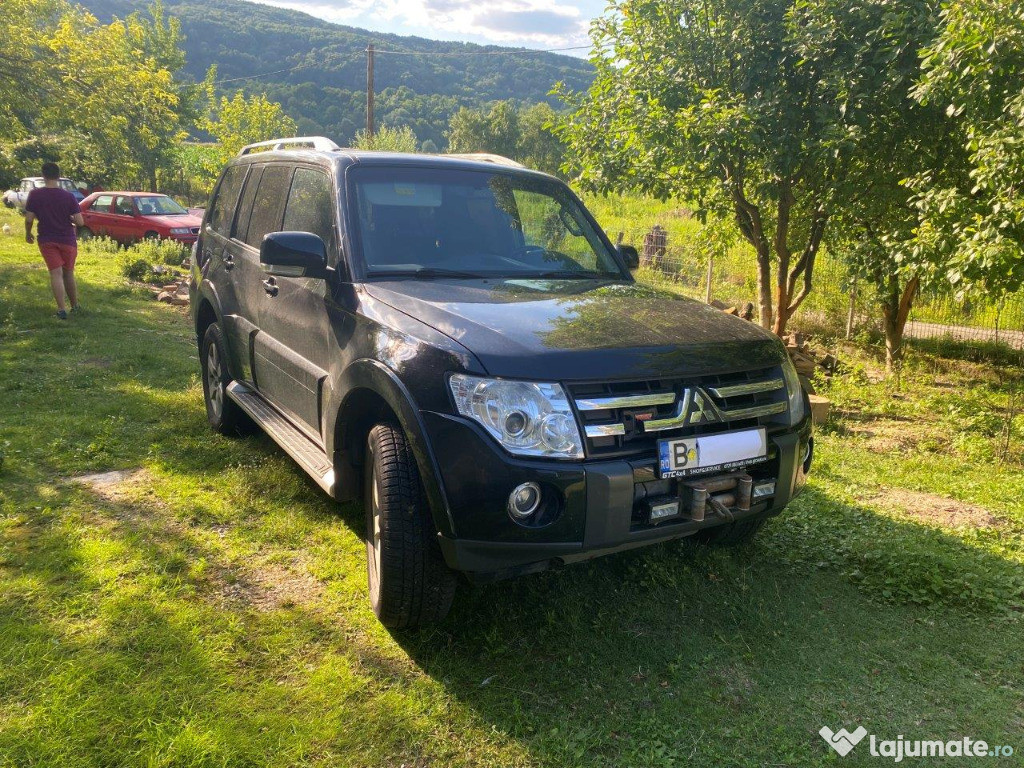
left=190, top=136, right=813, bottom=627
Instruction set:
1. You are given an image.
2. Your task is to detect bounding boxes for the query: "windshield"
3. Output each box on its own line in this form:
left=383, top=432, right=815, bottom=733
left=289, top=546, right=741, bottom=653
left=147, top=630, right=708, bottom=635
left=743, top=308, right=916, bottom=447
left=136, top=195, right=188, bottom=215
left=351, top=168, right=625, bottom=280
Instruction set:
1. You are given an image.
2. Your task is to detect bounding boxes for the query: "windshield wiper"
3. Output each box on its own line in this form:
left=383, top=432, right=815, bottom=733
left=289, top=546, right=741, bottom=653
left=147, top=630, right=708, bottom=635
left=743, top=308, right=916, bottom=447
left=524, top=270, right=608, bottom=280
left=366, top=267, right=485, bottom=279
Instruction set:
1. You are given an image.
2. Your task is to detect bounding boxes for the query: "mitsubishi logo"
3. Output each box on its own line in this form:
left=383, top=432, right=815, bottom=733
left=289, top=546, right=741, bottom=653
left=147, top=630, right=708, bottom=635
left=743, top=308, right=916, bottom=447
left=640, top=387, right=723, bottom=432
left=680, top=387, right=723, bottom=425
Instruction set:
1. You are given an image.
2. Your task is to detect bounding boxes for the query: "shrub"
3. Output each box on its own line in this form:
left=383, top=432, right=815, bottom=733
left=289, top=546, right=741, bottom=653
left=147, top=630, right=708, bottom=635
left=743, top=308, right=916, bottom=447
left=112, top=237, right=189, bottom=281
left=117, top=254, right=153, bottom=282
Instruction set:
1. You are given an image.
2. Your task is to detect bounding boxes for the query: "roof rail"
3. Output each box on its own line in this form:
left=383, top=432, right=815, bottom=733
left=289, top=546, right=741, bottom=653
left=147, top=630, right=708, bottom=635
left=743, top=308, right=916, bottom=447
left=238, top=136, right=340, bottom=156
left=444, top=152, right=525, bottom=168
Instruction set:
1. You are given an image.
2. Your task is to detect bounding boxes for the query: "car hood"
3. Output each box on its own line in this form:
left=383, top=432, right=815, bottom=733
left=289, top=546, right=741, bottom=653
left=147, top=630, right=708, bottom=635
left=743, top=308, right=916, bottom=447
left=142, top=214, right=202, bottom=229
left=363, top=279, right=786, bottom=381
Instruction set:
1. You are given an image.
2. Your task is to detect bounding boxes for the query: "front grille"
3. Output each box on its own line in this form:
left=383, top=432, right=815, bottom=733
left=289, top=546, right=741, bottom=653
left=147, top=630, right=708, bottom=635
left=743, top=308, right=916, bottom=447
left=569, top=365, right=788, bottom=458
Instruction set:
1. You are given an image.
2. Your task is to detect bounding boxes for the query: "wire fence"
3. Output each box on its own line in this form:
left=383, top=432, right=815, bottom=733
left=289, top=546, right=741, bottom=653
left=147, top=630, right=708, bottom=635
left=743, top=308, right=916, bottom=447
left=615, top=223, right=1024, bottom=355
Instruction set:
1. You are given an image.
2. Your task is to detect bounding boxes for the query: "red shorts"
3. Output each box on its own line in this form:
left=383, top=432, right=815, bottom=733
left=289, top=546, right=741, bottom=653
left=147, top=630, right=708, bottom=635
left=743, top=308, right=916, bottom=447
left=39, top=242, right=78, bottom=271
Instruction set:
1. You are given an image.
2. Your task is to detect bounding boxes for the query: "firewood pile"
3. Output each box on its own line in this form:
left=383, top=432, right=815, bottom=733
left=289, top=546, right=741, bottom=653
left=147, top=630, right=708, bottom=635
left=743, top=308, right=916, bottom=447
left=710, top=300, right=756, bottom=321
left=783, top=332, right=835, bottom=425
left=784, top=332, right=840, bottom=380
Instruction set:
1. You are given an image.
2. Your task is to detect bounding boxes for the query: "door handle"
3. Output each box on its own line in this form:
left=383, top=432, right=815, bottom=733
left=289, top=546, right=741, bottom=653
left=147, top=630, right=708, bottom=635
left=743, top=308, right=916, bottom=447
left=223, top=253, right=234, bottom=270
left=262, top=277, right=278, bottom=297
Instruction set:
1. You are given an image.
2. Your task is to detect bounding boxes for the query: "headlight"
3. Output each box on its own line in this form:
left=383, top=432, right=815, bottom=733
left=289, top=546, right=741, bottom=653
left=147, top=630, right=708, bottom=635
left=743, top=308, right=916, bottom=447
left=169, top=227, right=192, bottom=235
left=449, top=374, right=584, bottom=459
left=781, top=358, right=807, bottom=425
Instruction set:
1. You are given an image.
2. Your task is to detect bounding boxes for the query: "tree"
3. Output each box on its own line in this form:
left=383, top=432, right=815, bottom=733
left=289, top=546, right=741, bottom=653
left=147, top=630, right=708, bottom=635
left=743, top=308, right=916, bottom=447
left=204, top=85, right=298, bottom=163
left=518, top=103, right=565, bottom=176
left=558, top=0, right=943, bottom=336
left=908, top=0, right=1024, bottom=302
left=807, top=0, right=950, bottom=370
left=0, top=1, right=67, bottom=144
left=447, top=100, right=521, bottom=159
left=351, top=125, right=419, bottom=153
left=446, top=100, right=566, bottom=174
left=45, top=1, right=191, bottom=190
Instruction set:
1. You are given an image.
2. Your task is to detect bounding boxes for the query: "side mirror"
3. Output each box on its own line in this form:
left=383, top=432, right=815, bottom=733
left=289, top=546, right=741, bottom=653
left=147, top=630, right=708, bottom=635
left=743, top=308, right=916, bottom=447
left=260, top=231, right=329, bottom=279
left=617, top=244, right=640, bottom=270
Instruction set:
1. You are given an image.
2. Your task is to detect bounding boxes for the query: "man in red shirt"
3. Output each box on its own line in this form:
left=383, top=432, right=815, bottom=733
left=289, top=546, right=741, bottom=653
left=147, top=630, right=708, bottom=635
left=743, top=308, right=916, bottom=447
left=24, top=162, right=85, bottom=319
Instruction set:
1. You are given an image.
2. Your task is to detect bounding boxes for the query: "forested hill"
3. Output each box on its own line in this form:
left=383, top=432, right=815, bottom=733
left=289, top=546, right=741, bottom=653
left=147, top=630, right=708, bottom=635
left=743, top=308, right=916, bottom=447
left=79, top=0, right=594, bottom=149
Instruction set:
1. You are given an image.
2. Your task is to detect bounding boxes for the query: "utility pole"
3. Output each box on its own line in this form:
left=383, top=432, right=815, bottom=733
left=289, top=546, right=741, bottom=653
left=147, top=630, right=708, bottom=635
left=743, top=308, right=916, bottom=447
left=365, top=44, right=375, bottom=140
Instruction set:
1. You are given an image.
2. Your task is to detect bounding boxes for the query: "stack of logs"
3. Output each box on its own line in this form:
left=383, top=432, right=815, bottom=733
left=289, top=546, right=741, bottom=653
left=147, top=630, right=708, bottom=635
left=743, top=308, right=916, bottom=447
left=150, top=279, right=190, bottom=306
left=783, top=332, right=833, bottom=425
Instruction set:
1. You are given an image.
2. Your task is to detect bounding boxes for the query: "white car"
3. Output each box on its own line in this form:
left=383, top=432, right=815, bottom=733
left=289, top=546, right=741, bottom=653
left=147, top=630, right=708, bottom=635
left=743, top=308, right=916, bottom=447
left=6, top=177, right=85, bottom=211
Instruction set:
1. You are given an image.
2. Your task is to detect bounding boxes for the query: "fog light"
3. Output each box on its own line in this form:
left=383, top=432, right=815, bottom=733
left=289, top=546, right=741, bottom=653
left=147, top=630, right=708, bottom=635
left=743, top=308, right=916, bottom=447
left=508, top=482, right=542, bottom=520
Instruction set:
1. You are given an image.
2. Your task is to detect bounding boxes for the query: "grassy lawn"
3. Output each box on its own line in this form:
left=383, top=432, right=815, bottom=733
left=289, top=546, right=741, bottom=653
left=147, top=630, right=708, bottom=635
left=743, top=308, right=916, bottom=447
left=1, top=204, right=1022, bottom=767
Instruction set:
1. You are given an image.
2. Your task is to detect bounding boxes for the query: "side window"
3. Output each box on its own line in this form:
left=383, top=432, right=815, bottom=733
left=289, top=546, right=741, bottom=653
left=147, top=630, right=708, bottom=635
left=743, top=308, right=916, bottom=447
left=208, top=165, right=246, bottom=236
left=282, top=168, right=334, bottom=249
left=244, top=165, right=292, bottom=249
left=233, top=166, right=264, bottom=244
left=92, top=194, right=114, bottom=212
left=114, top=196, right=135, bottom=216
left=510, top=189, right=601, bottom=270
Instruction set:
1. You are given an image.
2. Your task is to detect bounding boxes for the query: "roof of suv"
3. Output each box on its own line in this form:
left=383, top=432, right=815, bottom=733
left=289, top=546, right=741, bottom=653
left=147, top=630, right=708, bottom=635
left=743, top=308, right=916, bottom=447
left=230, top=148, right=556, bottom=179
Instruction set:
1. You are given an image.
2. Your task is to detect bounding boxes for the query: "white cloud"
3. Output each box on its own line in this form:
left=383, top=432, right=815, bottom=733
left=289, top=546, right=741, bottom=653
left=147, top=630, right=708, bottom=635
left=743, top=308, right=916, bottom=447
left=251, top=0, right=594, bottom=48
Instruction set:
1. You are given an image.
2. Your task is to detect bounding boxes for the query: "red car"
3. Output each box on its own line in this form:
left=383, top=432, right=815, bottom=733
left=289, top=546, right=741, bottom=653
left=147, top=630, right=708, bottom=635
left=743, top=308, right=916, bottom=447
left=79, top=191, right=202, bottom=245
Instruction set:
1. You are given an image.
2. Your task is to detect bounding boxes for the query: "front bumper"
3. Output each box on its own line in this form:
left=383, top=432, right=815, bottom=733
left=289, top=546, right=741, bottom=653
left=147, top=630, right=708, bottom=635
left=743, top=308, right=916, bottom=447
left=424, top=411, right=812, bottom=579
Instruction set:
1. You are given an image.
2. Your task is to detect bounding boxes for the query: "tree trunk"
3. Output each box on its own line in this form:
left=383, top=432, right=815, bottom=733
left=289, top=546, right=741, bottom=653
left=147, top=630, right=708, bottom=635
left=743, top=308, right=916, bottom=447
left=726, top=167, right=774, bottom=330
left=881, top=275, right=920, bottom=371
left=755, top=241, right=773, bottom=329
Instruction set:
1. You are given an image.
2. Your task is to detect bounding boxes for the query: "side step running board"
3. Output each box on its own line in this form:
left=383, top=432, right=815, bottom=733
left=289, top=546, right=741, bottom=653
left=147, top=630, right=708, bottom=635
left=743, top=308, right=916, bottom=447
left=226, top=381, right=335, bottom=496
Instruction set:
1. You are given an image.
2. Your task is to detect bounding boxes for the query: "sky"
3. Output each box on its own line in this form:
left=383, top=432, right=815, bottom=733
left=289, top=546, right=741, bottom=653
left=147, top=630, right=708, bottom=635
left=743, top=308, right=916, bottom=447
left=249, top=0, right=606, bottom=53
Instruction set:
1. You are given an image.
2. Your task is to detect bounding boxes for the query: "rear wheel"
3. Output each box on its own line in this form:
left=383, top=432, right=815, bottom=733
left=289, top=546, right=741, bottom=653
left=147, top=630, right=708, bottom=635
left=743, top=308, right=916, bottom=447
left=364, top=423, right=456, bottom=628
left=200, top=323, right=252, bottom=435
left=77, top=226, right=93, bottom=240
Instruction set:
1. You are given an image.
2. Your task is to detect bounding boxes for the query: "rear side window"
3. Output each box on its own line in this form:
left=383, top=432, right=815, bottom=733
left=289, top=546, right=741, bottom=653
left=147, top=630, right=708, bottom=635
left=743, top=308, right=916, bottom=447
left=282, top=168, right=334, bottom=248
left=244, top=165, right=292, bottom=249
left=92, top=194, right=114, bottom=212
left=208, top=165, right=246, bottom=235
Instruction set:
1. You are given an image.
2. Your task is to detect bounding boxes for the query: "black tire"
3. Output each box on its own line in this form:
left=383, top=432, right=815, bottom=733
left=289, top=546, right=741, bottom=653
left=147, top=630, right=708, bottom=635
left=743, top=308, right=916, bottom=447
left=144, top=231, right=160, bottom=241
left=200, top=323, right=252, bottom=435
left=364, top=423, right=456, bottom=628
left=693, top=514, right=768, bottom=546
left=78, top=226, right=93, bottom=241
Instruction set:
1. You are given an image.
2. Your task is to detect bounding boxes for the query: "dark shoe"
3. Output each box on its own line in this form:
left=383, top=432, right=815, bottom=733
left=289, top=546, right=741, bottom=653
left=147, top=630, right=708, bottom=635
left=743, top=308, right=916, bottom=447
left=70, top=305, right=81, bottom=314
left=56, top=310, right=67, bottom=320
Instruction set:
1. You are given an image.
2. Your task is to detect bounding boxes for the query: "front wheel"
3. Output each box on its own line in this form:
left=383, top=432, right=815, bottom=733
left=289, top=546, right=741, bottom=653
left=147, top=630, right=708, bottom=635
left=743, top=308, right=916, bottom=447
left=77, top=226, right=93, bottom=241
left=364, top=423, right=456, bottom=628
left=200, top=323, right=252, bottom=435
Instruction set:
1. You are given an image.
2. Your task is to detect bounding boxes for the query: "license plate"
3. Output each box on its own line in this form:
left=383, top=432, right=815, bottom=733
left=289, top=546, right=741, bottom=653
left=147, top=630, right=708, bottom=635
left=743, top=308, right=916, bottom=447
left=657, top=428, right=768, bottom=478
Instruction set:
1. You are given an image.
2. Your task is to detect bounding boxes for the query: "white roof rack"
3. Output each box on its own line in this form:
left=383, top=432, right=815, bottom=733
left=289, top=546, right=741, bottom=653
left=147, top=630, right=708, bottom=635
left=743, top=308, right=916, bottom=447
left=444, top=153, right=525, bottom=168
left=238, top=136, right=340, bottom=156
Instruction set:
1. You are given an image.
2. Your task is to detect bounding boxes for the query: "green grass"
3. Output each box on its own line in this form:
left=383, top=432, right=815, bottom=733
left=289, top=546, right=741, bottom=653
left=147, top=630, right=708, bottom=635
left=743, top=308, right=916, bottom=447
left=1, top=205, right=1022, bottom=766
